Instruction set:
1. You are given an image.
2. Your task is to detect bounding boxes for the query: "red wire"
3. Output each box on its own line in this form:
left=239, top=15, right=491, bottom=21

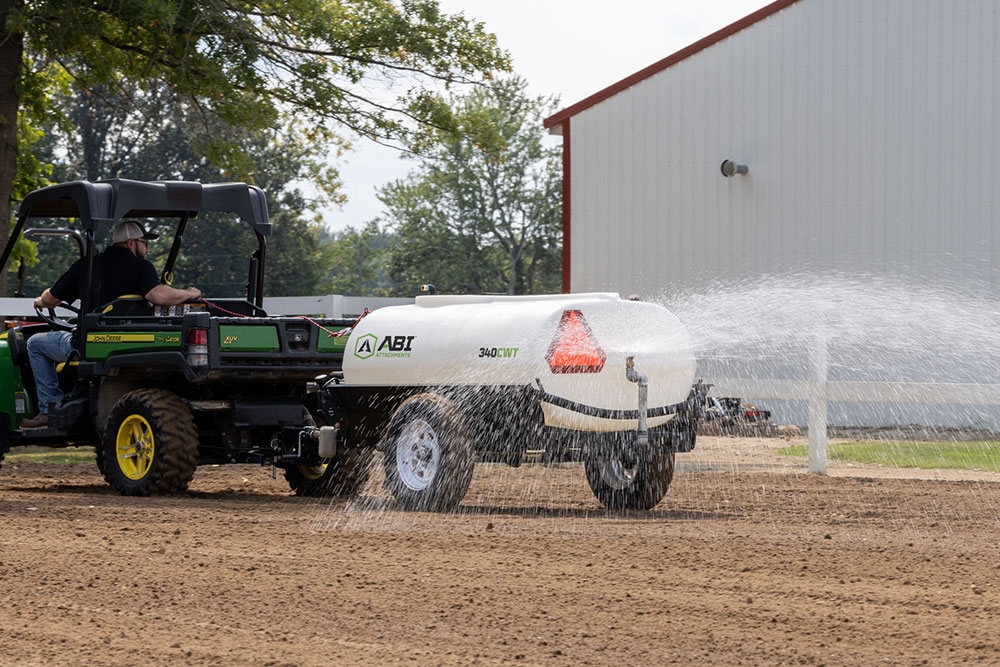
left=197, top=298, right=370, bottom=338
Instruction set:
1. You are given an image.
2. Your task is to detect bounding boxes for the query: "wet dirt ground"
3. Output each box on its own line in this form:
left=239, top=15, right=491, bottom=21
left=2, top=436, right=999, bottom=666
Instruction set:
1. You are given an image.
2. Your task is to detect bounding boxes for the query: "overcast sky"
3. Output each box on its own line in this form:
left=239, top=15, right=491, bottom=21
left=322, top=0, right=767, bottom=231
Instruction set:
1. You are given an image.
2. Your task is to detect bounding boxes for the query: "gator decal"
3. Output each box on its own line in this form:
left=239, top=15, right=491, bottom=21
left=219, top=325, right=279, bottom=352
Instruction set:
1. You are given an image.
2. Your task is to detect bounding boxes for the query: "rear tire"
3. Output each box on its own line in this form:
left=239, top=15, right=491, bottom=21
left=94, top=444, right=106, bottom=477
left=103, top=389, right=198, bottom=496
left=383, top=393, right=474, bottom=512
left=285, top=447, right=374, bottom=497
left=585, top=448, right=675, bottom=511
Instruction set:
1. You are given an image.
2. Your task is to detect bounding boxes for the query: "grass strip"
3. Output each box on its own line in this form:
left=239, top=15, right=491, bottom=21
left=777, top=440, right=1000, bottom=472
left=5, top=447, right=95, bottom=465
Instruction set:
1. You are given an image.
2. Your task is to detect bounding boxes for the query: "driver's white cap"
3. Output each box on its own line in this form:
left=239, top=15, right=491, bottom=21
left=112, top=220, right=158, bottom=244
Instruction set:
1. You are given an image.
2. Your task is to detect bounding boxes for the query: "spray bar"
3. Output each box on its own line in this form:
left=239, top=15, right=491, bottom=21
left=533, top=380, right=687, bottom=421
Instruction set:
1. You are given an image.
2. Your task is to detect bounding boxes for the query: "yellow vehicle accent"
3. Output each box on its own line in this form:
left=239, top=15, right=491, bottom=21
left=115, top=414, right=155, bottom=480
left=101, top=295, right=146, bottom=314
left=86, top=333, right=155, bottom=344
left=55, top=361, right=80, bottom=374
left=298, top=461, right=329, bottom=480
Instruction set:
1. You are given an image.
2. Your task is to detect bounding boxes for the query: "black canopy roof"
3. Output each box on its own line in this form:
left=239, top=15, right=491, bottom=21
left=16, top=179, right=271, bottom=236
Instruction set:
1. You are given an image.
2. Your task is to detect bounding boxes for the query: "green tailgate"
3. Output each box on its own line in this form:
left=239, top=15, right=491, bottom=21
left=219, top=325, right=279, bottom=352
left=0, top=331, right=33, bottom=427
left=85, top=331, right=182, bottom=360
left=316, top=329, right=349, bottom=352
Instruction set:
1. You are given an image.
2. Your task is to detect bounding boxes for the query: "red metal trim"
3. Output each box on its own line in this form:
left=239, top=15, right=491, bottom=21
left=543, top=0, right=802, bottom=128
left=561, top=119, right=571, bottom=293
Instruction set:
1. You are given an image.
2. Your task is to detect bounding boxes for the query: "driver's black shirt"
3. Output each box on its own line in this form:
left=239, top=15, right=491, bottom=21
left=50, top=246, right=160, bottom=308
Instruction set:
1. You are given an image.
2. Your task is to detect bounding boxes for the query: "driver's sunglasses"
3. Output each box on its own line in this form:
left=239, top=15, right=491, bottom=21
left=136, top=238, right=149, bottom=247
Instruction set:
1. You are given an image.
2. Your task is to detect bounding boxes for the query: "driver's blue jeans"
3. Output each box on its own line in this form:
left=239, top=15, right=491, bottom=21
left=26, top=331, right=73, bottom=414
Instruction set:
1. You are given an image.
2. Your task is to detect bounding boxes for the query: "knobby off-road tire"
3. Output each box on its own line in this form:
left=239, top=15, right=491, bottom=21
left=103, top=389, right=198, bottom=496
left=285, top=447, right=374, bottom=497
left=383, top=393, right=475, bottom=512
left=94, top=444, right=106, bottom=477
left=585, top=449, right=675, bottom=511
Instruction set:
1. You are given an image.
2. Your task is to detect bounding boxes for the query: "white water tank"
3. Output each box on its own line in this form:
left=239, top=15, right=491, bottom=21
left=342, top=293, right=696, bottom=431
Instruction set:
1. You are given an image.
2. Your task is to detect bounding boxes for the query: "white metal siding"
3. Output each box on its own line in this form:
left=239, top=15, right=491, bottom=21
left=569, top=0, right=1000, bottom=296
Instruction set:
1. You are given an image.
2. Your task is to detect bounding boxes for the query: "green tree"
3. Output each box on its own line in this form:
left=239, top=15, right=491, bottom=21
left=0, top=0, right=510, bottom=283
left=321, top=221, right=396, bottom=296
left=379, top=77, right=562, bottom=295
left=13, top=82, right=335, bottom=297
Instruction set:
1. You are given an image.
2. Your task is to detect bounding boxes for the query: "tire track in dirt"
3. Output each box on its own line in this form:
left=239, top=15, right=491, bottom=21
left=2, top=454, right=1000, bottom=665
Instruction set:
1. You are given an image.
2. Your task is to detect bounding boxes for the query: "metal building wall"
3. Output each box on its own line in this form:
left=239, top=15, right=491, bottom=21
left=569, top=0, right=1000, bottom=297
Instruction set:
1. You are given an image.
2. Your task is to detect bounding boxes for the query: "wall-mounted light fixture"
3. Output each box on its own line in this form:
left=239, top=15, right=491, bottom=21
left=720, top=159, right=749, bottom=177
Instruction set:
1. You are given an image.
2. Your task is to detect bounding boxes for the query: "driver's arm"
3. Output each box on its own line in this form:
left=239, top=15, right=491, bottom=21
left=34, top=288, right=61, bottom=310
left=145, top=284, right=202, bottom=307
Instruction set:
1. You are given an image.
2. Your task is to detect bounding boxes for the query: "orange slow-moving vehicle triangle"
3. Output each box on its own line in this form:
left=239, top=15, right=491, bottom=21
left=546, top=310, right=606, bottom=374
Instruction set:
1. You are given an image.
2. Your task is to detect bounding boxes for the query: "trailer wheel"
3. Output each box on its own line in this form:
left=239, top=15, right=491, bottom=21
left=584, top=449, right=675, bottom=511
left=383, top=393, right=474, bottom=512
left=285, top=448, right=373, bottom=497
left=102, top=389, right=198, bottom=496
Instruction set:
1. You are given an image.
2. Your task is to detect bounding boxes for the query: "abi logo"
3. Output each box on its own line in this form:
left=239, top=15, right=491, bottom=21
left=378, top=335, right=415, bottom=352
left=354, top=333, right=416, bottom=359
left=354, top=334, right=378, bottom=359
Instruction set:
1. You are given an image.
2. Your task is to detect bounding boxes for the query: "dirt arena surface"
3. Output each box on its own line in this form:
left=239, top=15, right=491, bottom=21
left=2, top=436, right=999, bottom=666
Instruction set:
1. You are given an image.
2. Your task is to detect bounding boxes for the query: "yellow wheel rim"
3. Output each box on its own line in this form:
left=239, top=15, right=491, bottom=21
left=116, top=414, right=155, bottom=480
left=298, top=461, right=329, bottom=481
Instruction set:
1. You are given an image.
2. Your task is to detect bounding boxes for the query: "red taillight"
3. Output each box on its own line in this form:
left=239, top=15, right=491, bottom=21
left=545, top=310, right=606, bottom=374
left=186, top=328, right=208, bottom=346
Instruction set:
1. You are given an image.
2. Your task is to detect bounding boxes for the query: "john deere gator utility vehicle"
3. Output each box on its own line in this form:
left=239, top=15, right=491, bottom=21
left=0, top=179, right=370, bottom=496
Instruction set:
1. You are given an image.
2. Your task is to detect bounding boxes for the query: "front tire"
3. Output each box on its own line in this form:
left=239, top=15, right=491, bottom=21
left=383, top=393, right=474, bottom=512
left=284, top=447, right=374, bottom=497
left=103, top=389, right=198, bottom=496
left=585, top=448, right=675, bottom=511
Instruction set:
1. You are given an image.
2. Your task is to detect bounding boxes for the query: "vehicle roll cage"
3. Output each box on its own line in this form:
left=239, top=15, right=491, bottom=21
left=0, top=179, right=271, bottom=313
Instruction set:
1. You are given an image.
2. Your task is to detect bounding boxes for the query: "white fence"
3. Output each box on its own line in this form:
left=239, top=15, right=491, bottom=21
left=710, top=338, right=1000, bottom=474
left=261, top=295, right=411, bottom=318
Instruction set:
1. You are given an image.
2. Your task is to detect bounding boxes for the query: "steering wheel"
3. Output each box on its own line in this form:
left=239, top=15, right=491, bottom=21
left=34, top=302, right=80, bottom=331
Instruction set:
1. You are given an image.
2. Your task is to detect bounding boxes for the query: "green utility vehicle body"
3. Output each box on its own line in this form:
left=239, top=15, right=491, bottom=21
left=0, top=179, right=359, bottom=496
left=0, top=330, right=34, bottom=429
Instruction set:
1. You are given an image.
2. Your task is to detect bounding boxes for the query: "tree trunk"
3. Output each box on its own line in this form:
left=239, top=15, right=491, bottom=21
left=0, top=0, right=22, bottom=296
left=75, top=87, right=105, bottom=181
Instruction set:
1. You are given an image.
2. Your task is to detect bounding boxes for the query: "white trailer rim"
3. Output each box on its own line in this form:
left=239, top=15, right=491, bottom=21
left=395, top=419, right=440, bottom=491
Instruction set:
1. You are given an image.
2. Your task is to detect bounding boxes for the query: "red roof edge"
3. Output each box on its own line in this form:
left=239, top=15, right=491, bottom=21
left=543, top=0, right=801, bottom=129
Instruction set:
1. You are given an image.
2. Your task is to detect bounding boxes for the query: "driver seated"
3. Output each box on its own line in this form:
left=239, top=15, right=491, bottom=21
left=20, top=220, right=201, bottom=429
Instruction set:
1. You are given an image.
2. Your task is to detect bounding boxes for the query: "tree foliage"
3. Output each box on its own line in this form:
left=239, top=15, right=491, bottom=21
left=16, top=0, right=506, bottom=148
left=378, top=77, right=562, bottom=295
left=14, top=82, right=334, bottom=297
left=0, top=0, right=510, bottom=288
left=321, top=221, right=395, bottom=296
